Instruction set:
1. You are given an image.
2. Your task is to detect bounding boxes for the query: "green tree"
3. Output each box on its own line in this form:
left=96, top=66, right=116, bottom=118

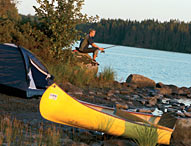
left=0, top=0, right=20, bottom=21
left=33, top=0, right=98, bottom=59
left=0, top=0, right=21, bottom=43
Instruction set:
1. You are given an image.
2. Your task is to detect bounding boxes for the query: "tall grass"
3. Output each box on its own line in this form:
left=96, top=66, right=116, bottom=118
left=97, top=117, right=115, bottom=133
left=0, top=115, right=62, bottom=145
left=48, top=63, right=116, bottom=88
left=48, top=63, right=96, bottom=87
left=98, top=67, right=116, bottom=84
left=0, top=115, right=118, bottom=145
left=134, top=125, right=159, bottom=146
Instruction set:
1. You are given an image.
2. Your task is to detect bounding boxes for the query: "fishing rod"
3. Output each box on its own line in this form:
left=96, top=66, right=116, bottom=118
left=104, top=45, right=117, bottom=49
left=101, top=45, right=117, bottom=53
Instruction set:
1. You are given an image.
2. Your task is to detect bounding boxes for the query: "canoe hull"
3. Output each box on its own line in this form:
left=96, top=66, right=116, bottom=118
left=40, top=83, right=173, bottom=145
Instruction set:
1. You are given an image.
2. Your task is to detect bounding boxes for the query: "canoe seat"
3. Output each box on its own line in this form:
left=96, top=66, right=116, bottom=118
left=113, top=107, right=150, bottom=124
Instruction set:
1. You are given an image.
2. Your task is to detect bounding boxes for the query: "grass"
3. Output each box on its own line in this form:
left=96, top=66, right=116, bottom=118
left=0, top=115, right=62, bottom=145
left=0, top=115, right=116, bottom=145
left=134, top=125, right=159, bottom=146
left=97, top=67, right=116, bottom=86
left=97, top=116, right=115, bottom=133
left=48, top=62, right=116, bottom=88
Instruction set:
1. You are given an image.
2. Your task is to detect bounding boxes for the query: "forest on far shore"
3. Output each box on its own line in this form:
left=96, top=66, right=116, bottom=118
left=1, top=0, right=191, bottom=54
left=77, top=19, right=191, bottom=53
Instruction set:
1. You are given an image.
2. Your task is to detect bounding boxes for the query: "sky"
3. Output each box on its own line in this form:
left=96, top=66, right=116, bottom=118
left=17, top=0, right=191, bottom=22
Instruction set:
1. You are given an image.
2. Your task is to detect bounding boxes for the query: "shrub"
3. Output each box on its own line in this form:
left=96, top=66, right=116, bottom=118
left=134, top=125, right=158, bottom=146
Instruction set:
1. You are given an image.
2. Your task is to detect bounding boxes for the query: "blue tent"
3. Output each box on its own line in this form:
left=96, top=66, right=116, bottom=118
left=0, top=43, right=53, bottom=98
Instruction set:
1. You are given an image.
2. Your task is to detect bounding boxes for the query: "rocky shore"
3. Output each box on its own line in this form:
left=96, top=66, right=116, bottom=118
left=62, top=74, right=191, bottom=118
left=1, top=73, right=191, bottom=146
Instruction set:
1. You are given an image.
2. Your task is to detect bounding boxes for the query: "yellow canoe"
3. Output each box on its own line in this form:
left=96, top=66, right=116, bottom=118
left=40, top=83, right=173, bottom=145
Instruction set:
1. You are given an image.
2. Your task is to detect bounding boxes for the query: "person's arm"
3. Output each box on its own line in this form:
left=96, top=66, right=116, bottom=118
left=92, top=43, right=104, bottom=51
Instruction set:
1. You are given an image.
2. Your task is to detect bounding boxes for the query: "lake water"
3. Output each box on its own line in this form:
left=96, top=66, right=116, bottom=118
left=74, top=42, right=191, bottom=88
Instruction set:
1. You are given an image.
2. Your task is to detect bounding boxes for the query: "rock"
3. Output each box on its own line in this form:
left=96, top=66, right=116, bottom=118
left=176, top=111, right=185, bottom=117
left=132, top=100, right=144, bottom=107
left=120, top=90, right=130, bottom=95
left=105, top=96, right=111, bottom=100
left=157, top=84, right=180, bottom=96
left=126, top=101, right=133, bottom=106
left=157, top=98, right=162, bottom=104
left=113, top=81, right=123, bottom=88
left=157, top=87, right=172, bottom=95
left=72, top=50, right=98, bottom=73
left=167, top=108, right=178, bottom=113
left=60, top=82, right=83, bottom=94
left=107, top=90, right=114, bottom=97
left=91, top=142, right=102, bottom=146
left=73, top=91, right=83, bottom=95
left=114, top=90, right=120, bottom=94
left=126, top=83, right=138, bottom=89
left=121, top=82, right=128, bottom=87
left=183, top=111, right=191, bottom=117
left=126, top=74, right=156, bottom=88
left=186, top=107, right=191, bottom=112
left=187, top=94, right=191, bottom=98
left=167, top=84, right=179, bottom=95
left=179, top=105, right=185, bottom=111
left=171, top=118, right=191, bottom=146
left=116, top=103, right=128, bottom=110
left=103, top=139, right=137, bottom=146
left=146, top=88, right=159, bottom=96
left=89, top=91, right=96, bottom=95
left=30, top=119, right=38, bottom=126
left=147, top=97, right=157, bottom=106
left=88, top=95, right=94, bottom=99
left=138, top=99, right=146, bottom=105
left=111, top=97, right=117, bottom=102
left=156, top=94, right=163, bottom=98
left=75, top=142, right=89, bottom=146
left=178, top=87, right=189, bottom=96
left=156, top=82, right=165, bottom=88
left=169, top=99, right=179, bottom=104
left=138, top=108, right=153, bottom=113
left=96, top=92, right=102, bottom=95
left=85, top=63, right=98, bottom=73
left=132, top=95, right=139, bottom=99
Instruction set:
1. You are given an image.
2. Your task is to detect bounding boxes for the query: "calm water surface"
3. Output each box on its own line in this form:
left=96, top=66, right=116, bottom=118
left=74, top=42, right=191, bottom=87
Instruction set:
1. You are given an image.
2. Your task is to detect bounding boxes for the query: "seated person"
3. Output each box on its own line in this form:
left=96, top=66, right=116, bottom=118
left=77, top=29, right=104, bottom=64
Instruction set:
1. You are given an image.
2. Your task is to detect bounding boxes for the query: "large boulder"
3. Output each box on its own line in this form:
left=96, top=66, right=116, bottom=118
left=72, top=50, right=98, bottom=74
left=126, top=74, right=156, bottom=88
left=171, top=118, right=191, bottom=146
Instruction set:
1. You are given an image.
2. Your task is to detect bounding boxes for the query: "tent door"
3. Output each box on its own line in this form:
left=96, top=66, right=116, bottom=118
left=28, top=68, right=36, bottom=89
